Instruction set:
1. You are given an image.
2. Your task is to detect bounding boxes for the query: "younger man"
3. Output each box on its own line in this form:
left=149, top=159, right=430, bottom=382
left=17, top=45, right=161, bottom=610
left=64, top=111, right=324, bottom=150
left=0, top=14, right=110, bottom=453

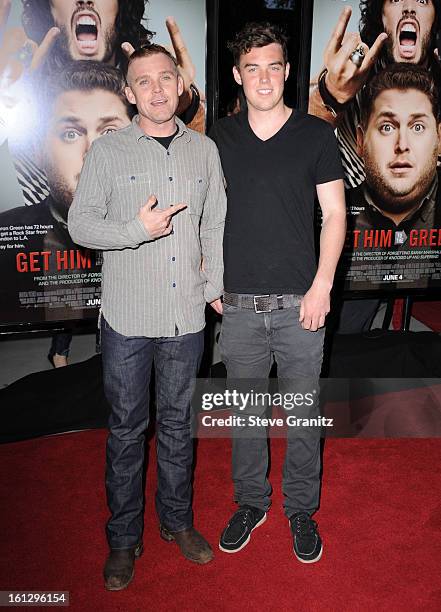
left=210, top=22, right=346, bottom=563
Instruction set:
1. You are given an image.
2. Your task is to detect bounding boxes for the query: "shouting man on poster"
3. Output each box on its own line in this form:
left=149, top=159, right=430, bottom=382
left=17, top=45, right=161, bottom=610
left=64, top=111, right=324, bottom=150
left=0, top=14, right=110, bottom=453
left=209, top=22, right=346, bottom=563
left=69, top=44, right=226, bottom=590
left=20, top=0, right=201, bottom=119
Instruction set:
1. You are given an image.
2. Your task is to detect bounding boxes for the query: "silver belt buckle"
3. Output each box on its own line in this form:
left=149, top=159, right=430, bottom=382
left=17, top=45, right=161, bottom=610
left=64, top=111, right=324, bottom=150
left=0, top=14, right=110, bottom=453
left=253, top=294, right=271, bottom=313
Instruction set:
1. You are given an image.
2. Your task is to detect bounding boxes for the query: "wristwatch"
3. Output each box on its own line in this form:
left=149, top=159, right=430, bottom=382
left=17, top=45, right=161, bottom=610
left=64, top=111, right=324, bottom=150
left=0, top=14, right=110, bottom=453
left=317, top=68, right=349, bottom=118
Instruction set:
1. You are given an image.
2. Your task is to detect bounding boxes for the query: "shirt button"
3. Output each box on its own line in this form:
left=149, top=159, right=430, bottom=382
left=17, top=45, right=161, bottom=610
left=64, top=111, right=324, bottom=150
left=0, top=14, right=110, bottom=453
left=169, top=176, right=173, bottom=181
left=172, top=257, right=176, bottom=261
left=167, top=151, right=170, bottom=156
left=172, top=282, right=176, bottom=287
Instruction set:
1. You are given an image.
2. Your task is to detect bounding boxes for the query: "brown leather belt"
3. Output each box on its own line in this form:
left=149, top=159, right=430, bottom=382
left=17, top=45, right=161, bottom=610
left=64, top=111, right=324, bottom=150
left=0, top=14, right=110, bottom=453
left=223, top=292, right=302, bottom=314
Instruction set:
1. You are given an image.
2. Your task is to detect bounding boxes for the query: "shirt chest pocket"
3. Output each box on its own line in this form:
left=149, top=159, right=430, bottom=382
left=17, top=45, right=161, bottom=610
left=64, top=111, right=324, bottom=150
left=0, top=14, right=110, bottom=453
left=187, top=177, right=208, bottom=217
left=114, top=173, right=152, bottom=215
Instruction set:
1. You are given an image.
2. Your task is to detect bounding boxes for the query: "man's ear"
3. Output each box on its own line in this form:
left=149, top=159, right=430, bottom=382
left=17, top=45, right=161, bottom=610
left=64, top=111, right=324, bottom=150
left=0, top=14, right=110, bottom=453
left=356, top=125, right=364, bottom=157
left=284, top=61, right=290, bottom=81
left=125, top=85, right=136, bottom=105
left=177, top=74, right=184, bottom=97
left=437, top=122, right=441, bottom=155
left=233, top=65, right=242, bottom=86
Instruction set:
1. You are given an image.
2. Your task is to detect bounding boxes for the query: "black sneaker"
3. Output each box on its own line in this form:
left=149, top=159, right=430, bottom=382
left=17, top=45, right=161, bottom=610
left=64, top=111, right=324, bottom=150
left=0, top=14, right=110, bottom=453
left=219, top=505, right=267, bottom=553
left=290, top=512, right=323, bottom=563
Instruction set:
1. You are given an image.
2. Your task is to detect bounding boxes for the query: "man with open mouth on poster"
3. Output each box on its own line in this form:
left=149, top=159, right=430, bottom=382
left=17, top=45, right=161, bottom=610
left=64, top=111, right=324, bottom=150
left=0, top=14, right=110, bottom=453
left=35, top=0, right=123, bottom=64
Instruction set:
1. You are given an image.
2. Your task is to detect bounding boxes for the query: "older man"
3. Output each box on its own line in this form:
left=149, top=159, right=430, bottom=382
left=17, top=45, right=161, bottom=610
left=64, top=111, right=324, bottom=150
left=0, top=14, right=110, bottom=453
left=69, top=44, right=225, bottom=590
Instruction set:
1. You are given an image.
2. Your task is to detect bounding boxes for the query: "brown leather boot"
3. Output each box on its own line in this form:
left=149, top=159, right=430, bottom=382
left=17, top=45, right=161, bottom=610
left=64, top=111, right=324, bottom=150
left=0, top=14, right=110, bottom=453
left=103, top=543, right=143, bottom=591
left=160, top=526, right=214, bottom=564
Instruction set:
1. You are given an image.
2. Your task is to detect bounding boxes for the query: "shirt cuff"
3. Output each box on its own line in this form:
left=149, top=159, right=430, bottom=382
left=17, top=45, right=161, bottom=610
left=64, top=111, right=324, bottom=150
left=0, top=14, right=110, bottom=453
left=126, top=216, right=152, bottom=244
left=204, top=281, right=222, bottom=304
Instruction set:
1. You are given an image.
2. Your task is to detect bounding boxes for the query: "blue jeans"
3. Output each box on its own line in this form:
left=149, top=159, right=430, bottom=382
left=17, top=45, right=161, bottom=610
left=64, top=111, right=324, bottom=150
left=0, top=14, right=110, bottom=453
left=219, top=299, right=324, bottom=518
left=101, top=316, right=204, bottom=549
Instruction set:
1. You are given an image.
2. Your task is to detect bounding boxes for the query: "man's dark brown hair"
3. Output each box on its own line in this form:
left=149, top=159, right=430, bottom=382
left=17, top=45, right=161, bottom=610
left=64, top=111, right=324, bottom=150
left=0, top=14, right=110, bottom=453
left=227, top=21, right=288, bottom=67
left=360, top=63, right=440, bottom=128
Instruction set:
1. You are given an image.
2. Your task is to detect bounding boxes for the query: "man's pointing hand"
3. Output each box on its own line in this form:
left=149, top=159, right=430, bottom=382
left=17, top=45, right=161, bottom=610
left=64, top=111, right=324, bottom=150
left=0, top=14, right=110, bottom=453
left=138, top=195, right=187, bottom=239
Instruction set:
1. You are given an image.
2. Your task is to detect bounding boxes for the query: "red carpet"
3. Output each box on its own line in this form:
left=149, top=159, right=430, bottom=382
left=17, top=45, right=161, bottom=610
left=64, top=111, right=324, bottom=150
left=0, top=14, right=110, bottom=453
left=1, top=431, right=440, bottom=611
left=412, top=301, right=441, bottom=332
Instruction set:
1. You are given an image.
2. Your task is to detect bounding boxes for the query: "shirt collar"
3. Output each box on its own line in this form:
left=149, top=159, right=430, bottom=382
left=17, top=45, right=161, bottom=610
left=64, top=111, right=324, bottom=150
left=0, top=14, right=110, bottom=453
left=363, top=174, right=438, bottom=226
left=131, top=114, right=190, bottom=143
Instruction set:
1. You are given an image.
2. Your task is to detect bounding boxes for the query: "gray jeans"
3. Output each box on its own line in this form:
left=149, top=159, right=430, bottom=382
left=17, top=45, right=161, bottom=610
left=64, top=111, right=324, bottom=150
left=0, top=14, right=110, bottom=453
left=219, top=298, right=324, bottom=518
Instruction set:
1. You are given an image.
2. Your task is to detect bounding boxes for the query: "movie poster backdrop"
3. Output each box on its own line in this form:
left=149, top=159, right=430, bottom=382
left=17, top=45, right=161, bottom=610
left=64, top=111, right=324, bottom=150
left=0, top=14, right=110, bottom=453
left=0, top=0, right=206, bottom=327
left=310, top=0, right=441, bottom=295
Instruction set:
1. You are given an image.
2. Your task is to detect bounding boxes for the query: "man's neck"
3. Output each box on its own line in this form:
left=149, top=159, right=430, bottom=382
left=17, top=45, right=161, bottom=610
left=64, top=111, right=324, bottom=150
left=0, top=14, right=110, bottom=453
left=138, top=115, right=178, bottom=137
left=247, top=103, right=292, bottom=141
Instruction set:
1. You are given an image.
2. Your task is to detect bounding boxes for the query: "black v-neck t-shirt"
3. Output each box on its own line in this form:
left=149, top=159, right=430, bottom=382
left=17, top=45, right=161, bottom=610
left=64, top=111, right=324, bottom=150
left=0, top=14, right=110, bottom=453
left=209, top=110, right=344, bottom=294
